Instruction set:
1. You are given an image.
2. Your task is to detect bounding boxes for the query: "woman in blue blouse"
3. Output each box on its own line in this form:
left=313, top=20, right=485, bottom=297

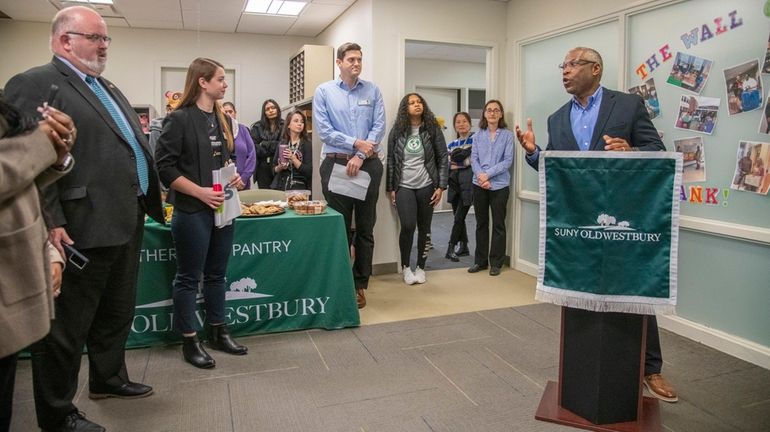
left=468, top=100, right=513, bottom=276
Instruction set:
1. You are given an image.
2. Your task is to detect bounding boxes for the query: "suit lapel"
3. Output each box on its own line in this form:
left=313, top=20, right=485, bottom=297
left=52, top=58, right=129, bottom=146
left=558, top=102, right=579, bottom=150
left=590, top=88, right=615, bottom=151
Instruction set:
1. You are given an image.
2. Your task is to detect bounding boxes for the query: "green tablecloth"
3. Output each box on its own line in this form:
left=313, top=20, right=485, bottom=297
left=127, top=208, right=359, bottom=348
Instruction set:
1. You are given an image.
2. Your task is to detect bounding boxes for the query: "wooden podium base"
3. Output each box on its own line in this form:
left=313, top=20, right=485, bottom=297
left=535, top=381, right=662, bottom=432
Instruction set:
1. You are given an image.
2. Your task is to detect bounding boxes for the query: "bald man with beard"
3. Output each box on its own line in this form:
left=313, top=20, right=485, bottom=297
left=4, top=6, right=163, bottom=431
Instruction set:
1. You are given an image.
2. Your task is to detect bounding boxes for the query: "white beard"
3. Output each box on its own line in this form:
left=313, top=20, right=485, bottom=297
left=74, top=52, right=107, bottom=75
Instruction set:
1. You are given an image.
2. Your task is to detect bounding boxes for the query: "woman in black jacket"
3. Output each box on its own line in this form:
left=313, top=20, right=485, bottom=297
left=155, top=58, right=248, bottom=369
left=445, top=112, right=475, bottom=261
left=271, top=110, right=312, bottom=191
left=386, top=93, right=448, bottom=285
left=249, top=99, right=283, bottom=189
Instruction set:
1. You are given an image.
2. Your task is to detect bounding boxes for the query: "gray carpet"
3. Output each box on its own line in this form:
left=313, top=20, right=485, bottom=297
left=10, top=303, right=770, bottom=431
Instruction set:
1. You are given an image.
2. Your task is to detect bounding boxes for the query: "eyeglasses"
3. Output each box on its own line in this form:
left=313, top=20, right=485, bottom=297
left=558, top=60, right=596, bottom=70
left=485, top=108, right=501, bottom=114
left=66, top=32, right=112, bottom=45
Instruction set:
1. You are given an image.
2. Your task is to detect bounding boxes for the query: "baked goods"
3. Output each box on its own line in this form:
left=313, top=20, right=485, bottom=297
left=240, top=202, right=284, bottom=216
left=292, top=200, right=327, bottom=215
left=285, top=190, right=310, bottom=208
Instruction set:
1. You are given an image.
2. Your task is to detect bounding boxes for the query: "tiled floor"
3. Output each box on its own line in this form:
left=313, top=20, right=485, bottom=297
left=10, top=263, right=770, bottom=431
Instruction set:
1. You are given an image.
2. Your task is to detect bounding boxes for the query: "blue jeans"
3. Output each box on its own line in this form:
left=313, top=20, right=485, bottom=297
left=170, top=208, right=234, bottom=334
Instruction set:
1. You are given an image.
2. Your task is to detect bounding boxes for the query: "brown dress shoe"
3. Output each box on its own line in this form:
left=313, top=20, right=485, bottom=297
left=356, top=288, right=366, bottom=309
left=644, top=373, right=678, bottom=402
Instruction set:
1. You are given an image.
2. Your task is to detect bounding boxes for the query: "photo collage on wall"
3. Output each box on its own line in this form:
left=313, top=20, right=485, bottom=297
left=630, top=25, right=770, bottom=196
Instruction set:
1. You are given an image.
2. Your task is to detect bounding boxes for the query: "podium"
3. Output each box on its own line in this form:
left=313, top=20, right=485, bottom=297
left=535, top=307, right=662, bottom=431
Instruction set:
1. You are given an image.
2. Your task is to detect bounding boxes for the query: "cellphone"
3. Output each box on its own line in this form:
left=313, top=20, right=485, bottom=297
left=46, top=84, right=59, bottom=107
left=62, top=243, right=89, bottom=270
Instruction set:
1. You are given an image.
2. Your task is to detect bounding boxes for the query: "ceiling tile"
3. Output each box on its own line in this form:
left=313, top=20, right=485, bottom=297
left=0, top=0, right=58, bottom=22
left=114, top=0, right=182, bottom=21
left=237, top=13, right=295, bottom=35
left=286, top=2, right=345, bottom=37
left=128, top=19, right=184, bottom=30
left=182, top=9, right=240, bottom=33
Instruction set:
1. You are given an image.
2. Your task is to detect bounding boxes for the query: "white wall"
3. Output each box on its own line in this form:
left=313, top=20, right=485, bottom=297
left=404, top=58, right=486, bottom=94
left=368, top=0, right=508, bottom=268
left=0, top=21, right=313, bottom=126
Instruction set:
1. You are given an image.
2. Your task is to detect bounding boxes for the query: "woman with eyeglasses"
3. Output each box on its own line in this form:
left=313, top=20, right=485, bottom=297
left=468, top=100, right=513, bottom=277
left=249, top=99, right=283, bottom=189
left=386, top=93, right=448, bottom=285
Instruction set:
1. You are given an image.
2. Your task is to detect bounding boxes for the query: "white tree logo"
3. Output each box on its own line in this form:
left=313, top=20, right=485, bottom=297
left=580, top=213, right=634, bottom=231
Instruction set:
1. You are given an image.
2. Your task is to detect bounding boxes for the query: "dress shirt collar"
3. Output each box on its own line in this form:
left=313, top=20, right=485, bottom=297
left=55, top=55, right=91, bottom=83
left=335, top=76, right=363, bottom=91
left=571, top=86, right=603, bottom=111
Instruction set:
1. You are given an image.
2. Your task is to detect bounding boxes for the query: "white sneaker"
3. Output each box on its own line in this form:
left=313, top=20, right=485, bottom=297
left=413, top=267, right=426, bottom=284
left=403, top=266, right=416, bottom=285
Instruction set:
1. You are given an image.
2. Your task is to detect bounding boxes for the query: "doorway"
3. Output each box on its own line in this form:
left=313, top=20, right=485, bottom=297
left=404, top=40, right=490, bottom=270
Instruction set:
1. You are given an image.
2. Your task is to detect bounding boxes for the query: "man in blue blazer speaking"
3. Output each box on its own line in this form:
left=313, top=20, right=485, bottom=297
left=515, top=47, right=677, bottom=403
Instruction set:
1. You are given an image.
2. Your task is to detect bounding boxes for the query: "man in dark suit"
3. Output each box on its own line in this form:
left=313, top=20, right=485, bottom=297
left=4, top=6, right=163, bottom=431
left=515, top=47, right=678, bottom=403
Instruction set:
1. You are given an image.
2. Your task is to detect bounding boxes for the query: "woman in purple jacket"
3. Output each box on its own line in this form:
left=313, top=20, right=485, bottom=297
left=223, top=102, right=256, bottom=188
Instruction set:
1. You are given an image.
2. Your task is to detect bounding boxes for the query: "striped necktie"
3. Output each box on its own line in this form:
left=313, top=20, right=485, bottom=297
left=85, top=75, right=149, bottom=195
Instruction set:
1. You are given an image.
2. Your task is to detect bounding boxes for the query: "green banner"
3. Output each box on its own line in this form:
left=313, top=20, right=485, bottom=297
left=537, top=151, right=682, bottom=314
left=128, top=209, right=360, bottom=348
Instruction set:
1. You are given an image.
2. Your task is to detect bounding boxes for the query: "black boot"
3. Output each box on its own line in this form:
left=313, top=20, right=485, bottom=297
left=207, top=324, right=248, bottom=355
left=445, top=243, right=459, bottom=262
left=182, top=335, right=215, bottom=369
left=455, top=241, right=470, bottom=257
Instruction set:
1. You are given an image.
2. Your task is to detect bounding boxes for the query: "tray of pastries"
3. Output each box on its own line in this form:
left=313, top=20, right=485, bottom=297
left=292, top=200, right=327, bottom=215
left=240, top=201, right=286, bottom=217
left=285, top=190, right=311, bottom=209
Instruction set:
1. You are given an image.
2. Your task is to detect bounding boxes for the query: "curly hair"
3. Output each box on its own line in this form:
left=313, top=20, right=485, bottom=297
left=0, top=97, right=37, bottom=138
left=392, top=93, right=438, bottom=137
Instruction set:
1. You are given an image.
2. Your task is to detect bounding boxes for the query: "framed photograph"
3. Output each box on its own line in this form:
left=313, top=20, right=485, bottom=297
left=674, top=136, right=706, bottom=183
left=674, top=94, right=720, bottom=135
left=759, top=93, right=770, bottom=135
left=731, top=141, right=770, bottom=195
left=724, top=59, right=763, bottom=115
left=666, top=52, right=713, bottom=94
left=763, top=31, right=770, bottom=74
left=628, top=77, right=660, bottom=119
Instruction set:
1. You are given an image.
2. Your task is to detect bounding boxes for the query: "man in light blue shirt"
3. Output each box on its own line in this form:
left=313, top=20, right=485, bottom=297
left=314, top=42, right=386, bottom=309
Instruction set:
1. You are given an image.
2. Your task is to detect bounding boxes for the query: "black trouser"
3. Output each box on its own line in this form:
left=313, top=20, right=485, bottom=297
left=473, top=185, right=509, bottom=268
left=255, top=158, right=274, bottom=189
left=645, top=316, right=663, bottom=375
left=395, top=185, right=434, bottom=269
left=320, top=157, right=383, bottom=289
left=0, top=353, right=17, bottom=432
left=170, top=208, right=234, bottom=334
left=449, top=198, right=470, bottom=246
left=31, top=211, right=144, bottom=430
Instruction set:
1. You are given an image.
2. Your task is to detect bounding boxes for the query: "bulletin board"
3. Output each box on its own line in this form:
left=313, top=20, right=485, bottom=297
left=519, top=0, right=770, bottom=232
left=626, top=0, right=770, bottom=229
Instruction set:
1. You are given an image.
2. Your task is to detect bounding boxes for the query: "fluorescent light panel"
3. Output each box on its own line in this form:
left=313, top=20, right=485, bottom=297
left=66, top=0, right=114, bottom=4
left=244, top=0, right=306, bottom=16
left=279, top=1, right=306, bottom=15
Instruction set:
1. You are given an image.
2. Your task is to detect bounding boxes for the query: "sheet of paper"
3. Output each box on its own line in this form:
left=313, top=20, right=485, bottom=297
left=329, top=162, right=371, bottom=201
left=213, top=164, right=242, bottom=227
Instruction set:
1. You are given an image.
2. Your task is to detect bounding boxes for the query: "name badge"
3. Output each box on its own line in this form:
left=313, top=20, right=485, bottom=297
left=357, top=99, right=371, bottom=106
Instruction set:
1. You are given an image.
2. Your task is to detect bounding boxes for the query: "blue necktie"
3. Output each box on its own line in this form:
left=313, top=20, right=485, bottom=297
left=85, top=75, right=149, bottom=195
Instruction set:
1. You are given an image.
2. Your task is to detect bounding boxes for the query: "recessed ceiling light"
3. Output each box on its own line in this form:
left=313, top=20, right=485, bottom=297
left=244, top=0, right=271, bottom=14
left=244, top=0, right=306, bottom=16
left=267, top=1, right=283, bottom=14
left=279, top=1, right=306, bottom=16
left=65, top=0, right=114, bottom=4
